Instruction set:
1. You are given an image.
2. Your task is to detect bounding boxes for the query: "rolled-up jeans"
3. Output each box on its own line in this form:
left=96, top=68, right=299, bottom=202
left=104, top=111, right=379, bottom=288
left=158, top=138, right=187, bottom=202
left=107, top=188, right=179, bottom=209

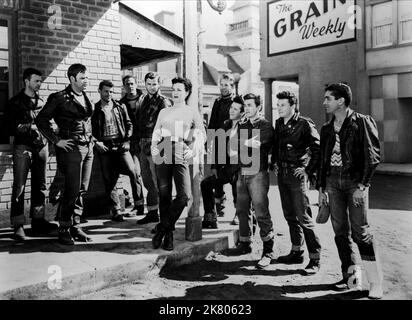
left=56, top=143, right=94, bottom=227
left=10, top=144, right=48, bottom=226
left=326, top=166, right=377, bottom=278
left=278, top=167, right=321, bottom=260
left=236, top=170, right=274, bottom=243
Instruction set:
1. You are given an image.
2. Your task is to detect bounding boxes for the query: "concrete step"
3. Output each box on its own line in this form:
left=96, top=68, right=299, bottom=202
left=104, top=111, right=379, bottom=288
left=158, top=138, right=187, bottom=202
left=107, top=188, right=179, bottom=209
left=0, top=215, right=239, bottom=300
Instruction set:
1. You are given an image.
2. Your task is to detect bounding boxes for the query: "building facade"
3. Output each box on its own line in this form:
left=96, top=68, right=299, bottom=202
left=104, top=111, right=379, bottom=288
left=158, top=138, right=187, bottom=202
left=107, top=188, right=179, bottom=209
left=260, top=0, right=412, bottom=163
left=0, top=0, right=183, bottom=226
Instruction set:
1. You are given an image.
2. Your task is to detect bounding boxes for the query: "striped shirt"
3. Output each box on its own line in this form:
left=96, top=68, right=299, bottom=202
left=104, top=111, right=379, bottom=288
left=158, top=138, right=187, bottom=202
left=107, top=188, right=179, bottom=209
left=330, top=128, right=343, bottom=167
left=102, top=105, right=120, bottom=139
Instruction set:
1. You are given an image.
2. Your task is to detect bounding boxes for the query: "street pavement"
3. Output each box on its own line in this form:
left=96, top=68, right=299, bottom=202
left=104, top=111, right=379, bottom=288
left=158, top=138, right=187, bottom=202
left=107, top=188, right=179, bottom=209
left=77, top=173, right=412, bottom=300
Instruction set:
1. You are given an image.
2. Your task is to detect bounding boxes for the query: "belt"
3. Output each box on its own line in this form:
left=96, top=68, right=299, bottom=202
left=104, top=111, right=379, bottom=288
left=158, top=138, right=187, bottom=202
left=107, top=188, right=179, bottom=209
left=279, top=162, right=296, bottom=168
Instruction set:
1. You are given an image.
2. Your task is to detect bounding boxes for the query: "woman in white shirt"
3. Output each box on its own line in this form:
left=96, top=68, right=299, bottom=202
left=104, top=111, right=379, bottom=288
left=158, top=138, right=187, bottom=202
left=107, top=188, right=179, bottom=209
left=151, top=77, right=206, bottom=251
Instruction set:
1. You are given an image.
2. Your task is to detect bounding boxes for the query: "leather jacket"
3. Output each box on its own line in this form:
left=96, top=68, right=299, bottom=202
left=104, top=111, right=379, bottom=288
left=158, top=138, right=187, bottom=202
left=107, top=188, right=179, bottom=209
left=135, top=92, right=171, bottom=140
left=36, top=86, right=94, bottom=145
left=208, top=94, right=233, bottom=130
left=211, top=119, right=241, bottom=171
left=271, top=112, right=320, bottom=178
left=316, top=109, right=381, bottom=189
left=91, top=99, right=133, bottom=142
left=119, top=90, right=143, bottom=140
left=6, top=89, right=47, bottom=148
left=238, top=116, right=275, bottom=174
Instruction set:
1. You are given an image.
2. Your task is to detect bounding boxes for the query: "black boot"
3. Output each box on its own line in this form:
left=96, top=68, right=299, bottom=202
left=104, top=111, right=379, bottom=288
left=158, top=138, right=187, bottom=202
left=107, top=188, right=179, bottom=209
left=58, top=227, right=74, bottom=245
left=202, top=211, right=218, bottom=229
left=277, top=250, right=304, bottom=264
left=137, top=210, right=159, bottom=225
left=13, top=225, right=26, bottom=242
left=162, top=231, right=174, bottom=251
left=70, top=226, right=92, bottom=242
left=152, top=223, right=166, bottom=249
left=227, top=241, right=252, bottom=256
left=31, top=218, right=58, bottom=235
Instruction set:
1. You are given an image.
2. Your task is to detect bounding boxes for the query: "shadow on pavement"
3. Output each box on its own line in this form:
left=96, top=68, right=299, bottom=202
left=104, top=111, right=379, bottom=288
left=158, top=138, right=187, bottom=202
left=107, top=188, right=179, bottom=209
left=369, top=174, right=412, bottom=211
left=149, top=282, right=369, bottom=300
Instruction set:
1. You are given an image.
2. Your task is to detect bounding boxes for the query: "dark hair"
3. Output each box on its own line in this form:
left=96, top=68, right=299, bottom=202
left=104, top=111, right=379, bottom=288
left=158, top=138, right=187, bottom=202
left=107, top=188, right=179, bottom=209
left=325, top=82, right=352, bottom=107
left=232, top=95, right=245, bottom=112
left=172, top=76, right=192, bottom=102
left=98, top=80, right=114, bottom=91
left=276, top=91, right=297, bottom=106
left=67, top=63, right=87, bottom=81
left=219, top=73, right=234, bottom=87
left=243, top=93, right=261, bottom=107
left=23, top=68, right=42, bottom=82
left=144, top=72, right=161, bottom=84
left=122, top=75, right=136, bottom=85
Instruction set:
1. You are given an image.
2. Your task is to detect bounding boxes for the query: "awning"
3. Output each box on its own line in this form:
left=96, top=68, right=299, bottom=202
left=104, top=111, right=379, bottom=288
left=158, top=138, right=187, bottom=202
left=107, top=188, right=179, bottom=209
left=121, top=44, right=181, bottom=69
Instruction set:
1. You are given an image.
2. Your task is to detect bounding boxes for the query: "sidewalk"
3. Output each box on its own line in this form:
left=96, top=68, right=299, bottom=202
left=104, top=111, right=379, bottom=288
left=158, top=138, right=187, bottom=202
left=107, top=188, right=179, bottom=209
left=376, top=163, right=412, bottom=176
left=0, top=211, right=239, bottom=300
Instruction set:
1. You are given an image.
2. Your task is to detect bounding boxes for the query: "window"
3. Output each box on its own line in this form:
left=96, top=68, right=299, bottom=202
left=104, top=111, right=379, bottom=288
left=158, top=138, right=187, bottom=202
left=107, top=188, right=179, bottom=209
left=372, top=1, right=393, bottom=48
left=399, top=0, right=412, bottom=43
left=0, top=17, right=11, bottom=145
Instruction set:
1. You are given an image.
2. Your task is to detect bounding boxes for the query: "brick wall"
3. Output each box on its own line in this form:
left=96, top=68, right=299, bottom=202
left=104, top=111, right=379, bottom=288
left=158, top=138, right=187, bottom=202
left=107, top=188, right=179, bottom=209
left=0, top=0, right=126, bottom=227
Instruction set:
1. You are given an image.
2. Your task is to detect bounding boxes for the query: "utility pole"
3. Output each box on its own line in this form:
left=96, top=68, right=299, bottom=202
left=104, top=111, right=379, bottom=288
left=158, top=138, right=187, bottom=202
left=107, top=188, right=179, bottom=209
left=183, top=0, right=202, bottom=241
left=183, top=0, right=227, bottom=242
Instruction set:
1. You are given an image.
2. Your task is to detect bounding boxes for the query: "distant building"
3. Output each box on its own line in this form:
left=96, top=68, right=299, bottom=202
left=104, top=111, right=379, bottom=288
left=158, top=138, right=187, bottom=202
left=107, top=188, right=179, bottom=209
left=260, top=0, right=412, bottom=163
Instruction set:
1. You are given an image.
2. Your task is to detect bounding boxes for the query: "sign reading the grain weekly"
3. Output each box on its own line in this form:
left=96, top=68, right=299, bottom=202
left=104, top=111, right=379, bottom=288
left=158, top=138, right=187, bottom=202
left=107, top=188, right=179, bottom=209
left=267, top=0, right=356, bottom=56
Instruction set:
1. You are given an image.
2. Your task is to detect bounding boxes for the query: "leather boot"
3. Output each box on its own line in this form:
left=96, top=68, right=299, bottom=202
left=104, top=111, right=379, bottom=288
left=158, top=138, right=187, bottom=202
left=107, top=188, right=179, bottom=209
left=58, top=227, right=74, bottom=245
left=13, top=225, right=26, bottom=242
left=202, top=211, right=218, bottom=229
left=152, top=223, right=166, bottom=249
left=162, top=231, right=174, bottom=251
left=70, top=226, right=92, bottom=242
left=31, top=218, right=58, bottom=235
left=137, top=210, right=159, bottom=225
left=277, top=250, right=304, bottom=264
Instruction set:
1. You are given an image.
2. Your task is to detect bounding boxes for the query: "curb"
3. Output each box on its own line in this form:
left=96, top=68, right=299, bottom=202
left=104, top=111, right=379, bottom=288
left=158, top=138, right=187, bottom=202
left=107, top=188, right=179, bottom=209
left=0, top=229, right=239, bottom=300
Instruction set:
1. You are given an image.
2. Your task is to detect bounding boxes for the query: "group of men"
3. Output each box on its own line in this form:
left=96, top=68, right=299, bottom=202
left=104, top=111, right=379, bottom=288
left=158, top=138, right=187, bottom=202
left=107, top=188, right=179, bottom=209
left=6, top=64, right=169, bottom=245
left=199, top=75, right=382, bottom=299
left=6, top=66, right=383, bottom=299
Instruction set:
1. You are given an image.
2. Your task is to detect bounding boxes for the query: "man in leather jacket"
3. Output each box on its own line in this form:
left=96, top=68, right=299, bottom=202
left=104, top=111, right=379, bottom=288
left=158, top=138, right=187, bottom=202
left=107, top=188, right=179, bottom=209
left=135, top=72, right=171, bottom=225
left=317, top=83, right=383, bottom=299
left=36, top=63, right=94, bottom=245
left=201, top=95, right=244, bottom=229
left=5, top=68, right=56, bottom=241
left=119, top=75, right=144, bottom=216
left=207, top=73, right=235, bottom=218
left=271, top=91, right=321, bottom=275
left=92, top=80, right=144, bottom=223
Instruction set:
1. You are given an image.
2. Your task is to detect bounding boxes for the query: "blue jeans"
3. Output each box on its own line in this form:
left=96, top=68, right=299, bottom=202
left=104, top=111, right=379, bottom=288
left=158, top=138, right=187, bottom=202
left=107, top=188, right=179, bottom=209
left=10, top=144, right=48, bottom=226
left=201, top=166, right=238, bottom=221
left=56, top=143, right=94, bottom=227
left=137, top=138, right=159, bottom=211
left=98, top=147, right=144, bottom=212
left=236, top=170, right=274, bottom=242
left=326, top=166, right=377, bottom=278
left=278, top=168, right=321, bottom=260
left=156, top=159, right=191, bottom=232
